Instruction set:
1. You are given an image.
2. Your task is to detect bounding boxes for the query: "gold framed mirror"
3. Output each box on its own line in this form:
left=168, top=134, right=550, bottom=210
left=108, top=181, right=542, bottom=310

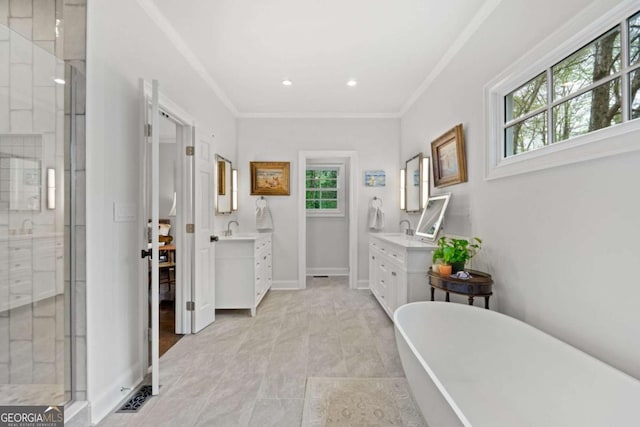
left=405, top=153, right=429, bottom=213
left=216, top=155, right=232, bottom=214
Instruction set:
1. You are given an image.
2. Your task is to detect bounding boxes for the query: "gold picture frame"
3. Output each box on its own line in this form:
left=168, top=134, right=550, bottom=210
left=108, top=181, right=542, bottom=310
left=250, top=161, right=290, bottom=196
left=431, top=124, right=467, bottom=188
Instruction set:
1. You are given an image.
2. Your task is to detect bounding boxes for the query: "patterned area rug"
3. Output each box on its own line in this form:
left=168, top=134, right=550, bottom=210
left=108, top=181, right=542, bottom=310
left=301, top=377, right=427, bottom=426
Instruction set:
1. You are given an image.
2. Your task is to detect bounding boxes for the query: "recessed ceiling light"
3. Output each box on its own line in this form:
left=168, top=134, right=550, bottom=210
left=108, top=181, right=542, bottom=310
left=53, top=78, right=65, bottom=85
left=347, top=79, right=357, bottom=87
left=282, top=79, right=293, bottom=86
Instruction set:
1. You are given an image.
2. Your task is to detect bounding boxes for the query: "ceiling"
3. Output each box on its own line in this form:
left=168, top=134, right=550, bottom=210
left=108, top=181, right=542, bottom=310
left=146, top=0, right=497, bottom=117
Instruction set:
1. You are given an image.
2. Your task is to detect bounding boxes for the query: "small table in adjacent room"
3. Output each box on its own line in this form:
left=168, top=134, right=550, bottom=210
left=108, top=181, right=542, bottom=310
left=428, top=269, right=493, bottom=309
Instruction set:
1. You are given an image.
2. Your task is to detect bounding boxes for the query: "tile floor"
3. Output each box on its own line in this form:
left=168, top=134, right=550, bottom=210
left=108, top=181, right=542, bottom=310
left=97, top=277, right=415, bottom=427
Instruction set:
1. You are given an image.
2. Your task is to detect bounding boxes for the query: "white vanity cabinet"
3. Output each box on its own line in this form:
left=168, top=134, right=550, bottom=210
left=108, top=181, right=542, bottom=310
left=215, top=234, right=272, bottom=316
left=369, top=234, right=435, bottom=319
left=0, top=233, right=63, bottom=312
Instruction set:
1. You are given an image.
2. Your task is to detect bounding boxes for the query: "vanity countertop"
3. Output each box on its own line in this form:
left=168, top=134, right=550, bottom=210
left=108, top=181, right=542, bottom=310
left=370, top=233, right=437, bottom=250
left=218, top=233, right=271, bottom=241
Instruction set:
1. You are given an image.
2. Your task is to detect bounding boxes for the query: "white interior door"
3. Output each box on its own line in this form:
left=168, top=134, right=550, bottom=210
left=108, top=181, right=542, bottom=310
left=192, top=133, right=216, bottom=333
left=139, top=79, right=160, bottom=395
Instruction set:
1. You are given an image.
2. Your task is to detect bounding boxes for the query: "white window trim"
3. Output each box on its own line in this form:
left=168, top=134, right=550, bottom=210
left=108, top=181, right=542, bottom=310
left=306, top=163, right=346, bottom=218
left=485, top=0, right=640, bottom=181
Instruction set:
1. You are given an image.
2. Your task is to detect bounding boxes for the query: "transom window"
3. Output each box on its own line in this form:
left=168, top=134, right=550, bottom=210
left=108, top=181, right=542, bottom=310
left=503, top=9, right=640, bottom=158
left=306, top=164, right=345, bottom=217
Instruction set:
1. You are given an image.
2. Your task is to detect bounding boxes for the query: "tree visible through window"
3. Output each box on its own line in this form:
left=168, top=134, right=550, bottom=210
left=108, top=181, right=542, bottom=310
left=306, top=166, right=344, bottom=216
left=504, top=10, right=640, bottom=157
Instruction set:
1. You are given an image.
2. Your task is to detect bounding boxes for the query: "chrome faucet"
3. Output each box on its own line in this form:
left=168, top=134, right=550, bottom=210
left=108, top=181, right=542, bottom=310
left=399, top=219, right=414, bottom=236
left=225, top=220, right=239, bottom=236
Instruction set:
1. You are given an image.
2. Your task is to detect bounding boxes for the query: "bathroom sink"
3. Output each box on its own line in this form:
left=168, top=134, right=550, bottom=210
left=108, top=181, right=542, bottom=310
left=376, top=232, right=410, bottom=238
left=218, top=233, right=260, bottom=240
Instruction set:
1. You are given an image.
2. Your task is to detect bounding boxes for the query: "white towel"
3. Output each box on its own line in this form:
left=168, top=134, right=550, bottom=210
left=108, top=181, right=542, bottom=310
left=256, top=205, right=274, bottom=231
left=368, top=206, right=385, bottom=231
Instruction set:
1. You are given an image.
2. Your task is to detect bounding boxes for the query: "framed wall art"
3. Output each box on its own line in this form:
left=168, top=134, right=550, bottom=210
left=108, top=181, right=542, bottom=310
left=431, top=124, right=467, bottom=187
left=250, top=161, right=290, bottom=196
left=364, top=170, right=386, bottom=187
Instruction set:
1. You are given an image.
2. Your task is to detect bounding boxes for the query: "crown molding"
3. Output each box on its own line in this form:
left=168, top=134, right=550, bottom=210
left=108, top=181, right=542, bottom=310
left=399, top=0, right=504, bottom=116
left=237, top=112, right=401, bottom=119
left=136, top=0, right=239, bottom=117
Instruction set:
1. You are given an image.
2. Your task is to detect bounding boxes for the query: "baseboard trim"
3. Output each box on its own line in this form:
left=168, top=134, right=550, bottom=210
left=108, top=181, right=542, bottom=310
left=306, top=268, right=349, bottom=276
left=270, top=280, right=301, bottom=290
left=357, top=279, right=370, bottom=290
left=89, top=364, right=143, bottom=425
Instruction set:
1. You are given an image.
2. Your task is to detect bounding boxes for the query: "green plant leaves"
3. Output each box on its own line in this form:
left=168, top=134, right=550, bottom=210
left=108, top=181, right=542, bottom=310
left=432, top=236, right=482, bottom=265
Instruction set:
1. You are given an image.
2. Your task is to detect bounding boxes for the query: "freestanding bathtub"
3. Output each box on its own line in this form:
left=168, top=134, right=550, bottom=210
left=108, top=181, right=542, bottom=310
left=394, top=302, right=640, bottom=427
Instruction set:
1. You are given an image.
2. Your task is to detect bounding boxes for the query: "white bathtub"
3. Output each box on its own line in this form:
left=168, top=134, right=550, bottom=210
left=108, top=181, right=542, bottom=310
left=394, top=302, right=640, bottom=427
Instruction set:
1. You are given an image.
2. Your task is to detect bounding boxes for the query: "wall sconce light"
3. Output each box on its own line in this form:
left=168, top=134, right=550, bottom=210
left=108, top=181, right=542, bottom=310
left=400, top=168, right=406, bottom=210
left=47, top=168, right=55, bottom=210
left=232, top=169, right=238, bottom=211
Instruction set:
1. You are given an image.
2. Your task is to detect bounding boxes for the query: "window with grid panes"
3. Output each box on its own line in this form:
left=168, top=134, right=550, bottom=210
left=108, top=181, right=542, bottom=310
left=305, top=165, right=344, bottom=216
left=502, top=9, right=640, bottom=158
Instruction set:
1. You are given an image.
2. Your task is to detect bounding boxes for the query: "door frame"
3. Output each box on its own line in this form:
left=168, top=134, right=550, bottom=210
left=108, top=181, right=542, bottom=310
left=298, top=151, right=358, bottom=289
left=140, top=83, right=196, bottom=368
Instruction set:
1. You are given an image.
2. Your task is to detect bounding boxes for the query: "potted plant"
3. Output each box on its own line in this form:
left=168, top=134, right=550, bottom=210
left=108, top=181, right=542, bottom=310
left=432, top=237, right=482, bottom=275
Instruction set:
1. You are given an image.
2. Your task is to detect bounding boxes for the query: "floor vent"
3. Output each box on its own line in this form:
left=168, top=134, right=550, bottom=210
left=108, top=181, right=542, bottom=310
left=116, top=385, right=153, bottom=413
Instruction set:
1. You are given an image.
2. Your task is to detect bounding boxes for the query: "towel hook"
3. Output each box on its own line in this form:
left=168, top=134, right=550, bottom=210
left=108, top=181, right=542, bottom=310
left=371, top=196, right=383, bottom=208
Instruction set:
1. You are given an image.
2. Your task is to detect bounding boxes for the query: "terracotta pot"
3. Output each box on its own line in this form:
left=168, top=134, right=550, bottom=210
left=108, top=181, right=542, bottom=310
left=439, top=264, right=452, bottom=276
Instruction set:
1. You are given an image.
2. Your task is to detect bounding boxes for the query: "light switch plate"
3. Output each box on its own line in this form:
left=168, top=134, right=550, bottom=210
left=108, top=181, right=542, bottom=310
left=114, top=202, right=136, bottom=222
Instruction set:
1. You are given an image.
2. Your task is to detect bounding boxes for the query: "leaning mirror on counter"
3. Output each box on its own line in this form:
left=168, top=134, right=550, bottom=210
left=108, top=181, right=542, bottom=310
left=216, top=155, right=232, bottom=214
left=405, top=153, right=429, bottom=213
left=415, top=193, right=451, bottom=241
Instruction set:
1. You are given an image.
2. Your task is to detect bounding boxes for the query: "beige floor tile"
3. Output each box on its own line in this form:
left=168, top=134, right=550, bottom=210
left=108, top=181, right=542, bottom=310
left=161, top=370, right=220, bottom=400
left=139, top=397, right=207, bottom=427
left=248, top=398, right=303, bottom=427
left=98, top=277, right=417, bottom=427
left=258, top=373, right=307, bottom=399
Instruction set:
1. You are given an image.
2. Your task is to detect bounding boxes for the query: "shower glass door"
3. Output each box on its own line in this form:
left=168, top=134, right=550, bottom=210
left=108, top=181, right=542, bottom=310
left=0, top=23, right=75, bottom=406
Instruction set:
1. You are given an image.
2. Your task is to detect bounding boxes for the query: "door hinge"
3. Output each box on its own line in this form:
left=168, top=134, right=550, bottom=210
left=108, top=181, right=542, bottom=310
left=147, top=328, right=152, bottom=342
left=185, top=146, right=195, bottom=156
left=186, top=301, right=195, bottom=311
left=145, top=123, right=152, bottom=137
left=186, top=224, right=195, bottom=233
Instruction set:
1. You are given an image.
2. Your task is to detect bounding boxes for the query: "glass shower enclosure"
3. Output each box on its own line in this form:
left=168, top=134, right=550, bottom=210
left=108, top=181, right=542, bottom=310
left=0, top=19, right=84, bottom=407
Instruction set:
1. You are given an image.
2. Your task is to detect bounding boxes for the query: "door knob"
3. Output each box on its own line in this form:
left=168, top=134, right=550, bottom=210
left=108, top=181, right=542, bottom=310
left=210, top=235, right=219, bottom=242
left=141, top=249, right=152, bottom=259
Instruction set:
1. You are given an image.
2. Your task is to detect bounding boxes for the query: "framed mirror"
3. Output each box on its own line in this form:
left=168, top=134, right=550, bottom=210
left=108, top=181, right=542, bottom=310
left=415, top=194, right=451, bottom=241
left=405, top=153, right=429, bottom=213
left=216, top=155, right=232, bottom=214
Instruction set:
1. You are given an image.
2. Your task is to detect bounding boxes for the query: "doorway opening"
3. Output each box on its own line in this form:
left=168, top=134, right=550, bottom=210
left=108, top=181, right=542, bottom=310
left=140, top=83, right=197, bottom=381
left=298, top=151, right=358, bottom=290
left=155, top=112, right=183, bottom=356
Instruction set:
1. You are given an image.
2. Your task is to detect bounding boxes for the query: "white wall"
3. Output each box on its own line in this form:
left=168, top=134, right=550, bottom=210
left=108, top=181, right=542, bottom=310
left=85, top=0, right=236, bottom=423
left=237, top=118, right=400, bottom=288
left=401, top=0, right=640, bottom=380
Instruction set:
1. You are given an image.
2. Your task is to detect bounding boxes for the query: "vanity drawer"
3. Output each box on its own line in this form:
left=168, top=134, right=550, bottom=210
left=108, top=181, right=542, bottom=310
left=385, top=246, right=406, bottom=265
left=254, top=236, right=271, bottom=253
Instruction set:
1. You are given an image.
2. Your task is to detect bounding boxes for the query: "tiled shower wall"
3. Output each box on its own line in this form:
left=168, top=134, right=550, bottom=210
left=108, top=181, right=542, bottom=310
left=0, top=0, right=86, bottom=404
